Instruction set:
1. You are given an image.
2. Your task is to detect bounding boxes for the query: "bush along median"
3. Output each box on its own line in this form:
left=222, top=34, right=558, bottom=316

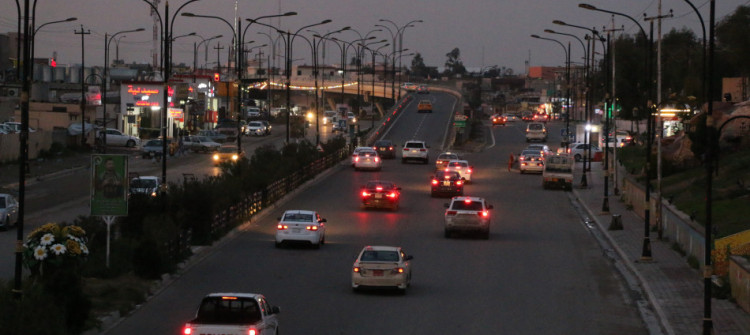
left=0, top=136, right=350, bottom=334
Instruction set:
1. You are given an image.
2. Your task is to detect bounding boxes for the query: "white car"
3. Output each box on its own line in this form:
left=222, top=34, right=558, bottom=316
left=443, top=196, right=493, bottom=239
left=401, top=140, right=429, bottom=164
left=444, top=159, right=474, bottom=183
left=351, top=245, right=413, bottom=293
left=525, top=144, right=551, bottom=157
left=3, top=122, right=36, bottom=133
left=519, top=152, right=544, bottom=174
left=275, top=210, right=327, bottom=248
left=245, top=121, right=271, bottom=136
left=525, top=122, right=548, bottom=142
left=182, top=293, right=280, bottom=335
left=353, top=149, right=382, bottom=171
left=567, top=142, right=602, bottom=162
left=129, top=176, right=160, bottom=197
left=98, top=128, right=140, bottom=147
left=184, top=135, right=221, bottom=153
left=0, top=193, right=19, bottom=230
left=351, top=146, right=374, bottom=166
left=322, top=110, right=337, bottom=125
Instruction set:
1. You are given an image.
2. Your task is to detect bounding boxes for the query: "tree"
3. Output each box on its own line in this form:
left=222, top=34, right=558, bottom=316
left=410, top=53, right=428, bottom=79
left=443, top=47, right=466, bottom=76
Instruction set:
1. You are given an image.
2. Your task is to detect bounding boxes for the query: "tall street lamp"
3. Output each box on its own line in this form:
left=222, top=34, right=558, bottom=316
left=257, top=31, right=284, bottom=116
left=30, top=17, right=77, bottom=79
left=194, top=34, right=222, bottom=77
left=15, top=0, right=31, bottom=301
left=545, top=28, right=586, bottom=123
left=307, top=28, right=350, bottom=145
left=141, top=0, right=201, bottom=194
left=378, top=19, right=423, bottom=100
left=346, top=28, right=382, bottom=116
left=579, top=3, right=654, bottom=261
left=250, top=19, right=332, bottom=143
left=533, top=34, right=571, bottom=151
left=361, top=42, right=390, bottom=128
left=103, top=28, right=145, bottom=151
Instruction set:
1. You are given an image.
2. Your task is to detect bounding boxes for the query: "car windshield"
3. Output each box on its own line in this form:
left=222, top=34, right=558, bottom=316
left=0, top=197, right=6, bottom=208
left=146, top=140, right=161, bottom=146
left=529, top=124, right=544, bottom=130
left=283, top=213, right=314, bottom=222
left=131, top=179, right=157, bottom=188
left=451, top=200, right=484, bottom=211
left=249, top=122, right=262, bottom=127
left=195, top=136, right=208, bottom=141
left=366, top=181, right=395, bottom=189
left=405, top=142, right=424, bottom=149
left=195, top=297, right=262, bottom=324
left=360, top=250, right=400, bottom=262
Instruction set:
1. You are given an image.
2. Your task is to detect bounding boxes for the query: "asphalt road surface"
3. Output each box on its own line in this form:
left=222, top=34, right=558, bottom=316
left=103, top=93, right=648, bottom=335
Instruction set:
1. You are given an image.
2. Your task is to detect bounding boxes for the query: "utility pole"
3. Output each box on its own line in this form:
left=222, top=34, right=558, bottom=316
left=645, top=5, right=674, bottom=240
left=603, top=22, right=624, bottom=199
left=75, top=25, right=90, bottom=147
left=215, top=43, right=224, bottom=72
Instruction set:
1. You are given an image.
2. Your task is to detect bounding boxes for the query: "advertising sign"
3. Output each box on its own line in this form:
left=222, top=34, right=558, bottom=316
left=91, top=154, right=129, bottom=216
left=120, top=83, right=164, bottom=108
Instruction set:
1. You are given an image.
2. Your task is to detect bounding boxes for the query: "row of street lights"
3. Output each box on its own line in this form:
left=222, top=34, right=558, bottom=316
left=534, top=2, right=717, bottom=333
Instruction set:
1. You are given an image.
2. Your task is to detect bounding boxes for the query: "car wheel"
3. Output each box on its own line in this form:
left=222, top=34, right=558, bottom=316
left=312, top=242, right=320, bottom=249
left=126, top=140, right=136, bottom=147
left=398, top=287, right=407, bottom=295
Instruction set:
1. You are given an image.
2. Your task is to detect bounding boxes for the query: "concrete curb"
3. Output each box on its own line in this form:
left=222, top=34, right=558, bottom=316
left=571, top=187, right=676, bottom=335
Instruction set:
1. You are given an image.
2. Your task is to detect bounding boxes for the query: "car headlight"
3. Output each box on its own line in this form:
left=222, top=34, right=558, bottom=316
left=232, top=154, right=238, bottom=160
left=213, top=154, right=219, bottom=160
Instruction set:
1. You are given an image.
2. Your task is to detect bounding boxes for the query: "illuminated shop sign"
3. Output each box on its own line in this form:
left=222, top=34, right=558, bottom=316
left=121, top=83, right=165, bottom=109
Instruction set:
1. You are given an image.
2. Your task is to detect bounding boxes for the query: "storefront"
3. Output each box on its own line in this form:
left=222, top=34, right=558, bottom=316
left=120, top=82, right=185, bottom=139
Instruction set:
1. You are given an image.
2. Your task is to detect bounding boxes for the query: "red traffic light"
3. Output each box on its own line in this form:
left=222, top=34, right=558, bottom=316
left=213, top=73, right=220, bottom=81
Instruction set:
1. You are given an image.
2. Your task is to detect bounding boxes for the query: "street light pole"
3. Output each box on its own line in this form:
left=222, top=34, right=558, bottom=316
left=74, top=25, right=90, bottom=147
left=104, top=28, right=145, bottom=152
left=14, top=0, right=31, bottom=301
left=540, top=31, right=572, bottom=151
left=309, top=28, right=350, bottom=145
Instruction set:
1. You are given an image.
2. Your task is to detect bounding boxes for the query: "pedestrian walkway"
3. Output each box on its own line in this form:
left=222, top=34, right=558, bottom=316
left=572, top=161, right=750, bottom=335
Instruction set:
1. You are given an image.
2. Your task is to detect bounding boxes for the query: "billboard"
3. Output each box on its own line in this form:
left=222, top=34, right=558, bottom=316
left=91, top=154, right=129, bottom=216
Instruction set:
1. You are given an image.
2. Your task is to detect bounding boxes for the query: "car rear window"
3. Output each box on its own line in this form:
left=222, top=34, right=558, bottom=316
left=360, top=250, right=399, bottom=262
left=451, top=200, right=484, bottom=211
left=283, top=213, right=313, bottom=222
left=449, top=161, right=468, bottom=167
left=366, top=181, right=394, bottom=189
left=436, top=171, right=460, bottom=179
left=438, top=154, right=457, bottom=160
left=529, top=124, right=544, bottom=131
left=195, top=297, right=262, bottom=324
left=374, top=140, right=391, bottom=146
left=405, top=142, right=424, bottom=148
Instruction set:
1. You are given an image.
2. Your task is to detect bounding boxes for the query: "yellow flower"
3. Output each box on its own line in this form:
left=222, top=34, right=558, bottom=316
left=66, top=240, right=82, bottom=255
left=64, top=225, right=86, bottom=237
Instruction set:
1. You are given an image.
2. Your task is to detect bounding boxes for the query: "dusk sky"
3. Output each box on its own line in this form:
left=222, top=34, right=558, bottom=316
left=1, top=1, right=747, bottom=74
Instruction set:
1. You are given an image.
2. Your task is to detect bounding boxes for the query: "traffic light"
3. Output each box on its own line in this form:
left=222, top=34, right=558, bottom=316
left=214, top=73, right=220, bottom=82
left=606, top=100, right=622, bottom=118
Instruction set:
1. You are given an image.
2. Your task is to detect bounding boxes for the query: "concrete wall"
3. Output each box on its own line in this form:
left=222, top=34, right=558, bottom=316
left=0, top=131, right=54, bottom=162
left=729, top=256, right=750, bottom=314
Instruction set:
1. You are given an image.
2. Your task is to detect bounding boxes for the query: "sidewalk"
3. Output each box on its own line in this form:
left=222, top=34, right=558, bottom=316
left=571, top=161, right=750, bottom=335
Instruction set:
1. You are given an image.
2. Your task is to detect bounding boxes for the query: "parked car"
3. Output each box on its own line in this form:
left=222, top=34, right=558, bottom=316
left=3, top=122, right=36, bottom=133
left=0, top=193, right=19, bottom=230
left=275, top=210, right=327, bottom=248
left=197, top=130, right=228, bottom=143
left=183, top=135, right=220, bottom=153
left=97, top=128, right=140, bottom=147
left=567, top=142, right=602, bottom=162
left=351, top=245, right=413, bottom=294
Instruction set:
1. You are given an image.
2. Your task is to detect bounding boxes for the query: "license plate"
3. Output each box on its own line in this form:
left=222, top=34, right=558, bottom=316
left=373, top=270, right=384, bottom=276
left=443, top=181, right=450, bottom=186
left=292, top=228, right=301, bottom=233
left=374, top=194, right=382, bottom=199
left=380, top=148, right=385, bottom=151
left=551, top=178, right=558, bottom=182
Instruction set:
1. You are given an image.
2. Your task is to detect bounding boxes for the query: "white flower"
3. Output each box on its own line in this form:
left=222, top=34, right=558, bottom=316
left=67, top=234, right=80, bottom=242
left=33, top=246, right=47, bottom=260
left=50, top=243, right=67, bottom=256
left=40, top=233, right=55, bottom=246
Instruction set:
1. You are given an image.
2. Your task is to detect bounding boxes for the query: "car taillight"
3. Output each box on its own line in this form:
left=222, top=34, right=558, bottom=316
left=456, top=180, right=463, bottom=186
left=464, top=198, right=472, bottom=204
left=373, top=147, right=377, bottom=150
left=376, top=186, right=383, bottom=191
left=277, top=224, right=288, bottom=230
left=362, top=191, right=371, bottom=197
left=306, top=225, right=319, bottom=231
left=183, top=325, right=192, bottom=335
left=446, top=210, right=457, bottom=215
left=420, top=148, right=426, bottom=152
left=355, top=157, right=359, bottom=162
left=466, top=169, right=472, bottom=174
left=391, top=267, right=405, bottom=274
left=353, top=266, right=361, bottom=273
left=432, top=179, right=439, bottom=185
left=247, top=328, right=257, bottom=335
left=403, top=148, right=409, bottom=151
left=480, top=211, right=489, bottom=217
left=387, top=192, right=397, bottom=198
left=213, top=154, right=219, bottom=160
left=374, top=157, right=380, bottom=162
left=389, top=146, right=393, bottom=150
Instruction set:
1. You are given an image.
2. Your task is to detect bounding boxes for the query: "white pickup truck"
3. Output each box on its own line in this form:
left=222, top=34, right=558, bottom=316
left=183, top=292, right=280, bottom=335
left=542, top=154, right=573, bottom=190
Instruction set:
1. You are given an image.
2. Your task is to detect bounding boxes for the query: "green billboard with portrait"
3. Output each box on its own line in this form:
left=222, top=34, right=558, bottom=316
left=91, top=154, right=128, bottom=216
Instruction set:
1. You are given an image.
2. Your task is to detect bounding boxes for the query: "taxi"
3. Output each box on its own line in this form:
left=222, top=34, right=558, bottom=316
left=212, top=145, right=244, bottom=165
left=490, top=114, right=506, bottom=125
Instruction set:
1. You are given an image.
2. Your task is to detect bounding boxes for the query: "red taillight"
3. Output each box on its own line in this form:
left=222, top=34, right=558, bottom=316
left=362, top=191, right=371, bottom=197
left=374, top=157, right=380, bottom=162
left=353, top=266, right=361, bottom=273
left=373, top=147, right=377, bottom=150
left=306, top=225, right=319, bottom=231
left=277, top=224, right=288, bottom=230
left=183, top=326, right=192, bottom=335
left=446, top=210, right=457, bottom=215
left=393, top=267, right=405, bottom=274
left=247, top=328, right=257, bottom=335
left=355, top=157, right=359, bottom=162
left=456, top=180, right=463, bottom=186
left=466, top=169, right=472, bottom=174
left=403, top=148, right=409, bottom=151
left=420, top=148, right=426, bottom=152
left=432, top=179, right=439, bottom=185
left=389, top=146, right=394, bottom=150
left=464, top=198, right=472, bottom=204
left=480, top=211, right=489, bottom=217
left=387, top=192, right=397, bottom=198
left=376, top=186, right=383, bottom=191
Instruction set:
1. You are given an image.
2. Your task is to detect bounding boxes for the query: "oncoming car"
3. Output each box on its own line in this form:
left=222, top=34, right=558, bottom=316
left=275, top=210, right=327, bottom=248
left=352, top=245, right=413, bottom=293
left=443, top=196, right=493, bottom=239
left=212, top=145, right=244, bottom=165
left=360, top=180, right=401, bottom=210
left=129, top=176, right=160, bottom=197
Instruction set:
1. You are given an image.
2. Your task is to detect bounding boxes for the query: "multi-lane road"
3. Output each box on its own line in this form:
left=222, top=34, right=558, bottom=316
left=95, top=92, right=648, bottom=334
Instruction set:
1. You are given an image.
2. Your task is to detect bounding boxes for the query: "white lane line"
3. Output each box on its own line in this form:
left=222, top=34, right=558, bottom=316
left=411, top=115, right=427, bottom=140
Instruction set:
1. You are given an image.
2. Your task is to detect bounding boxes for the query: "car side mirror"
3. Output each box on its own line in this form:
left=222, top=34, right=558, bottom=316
left=443, top=203, right=450, bottom=208
left=487, top=205, right=494, bottom=209
left=404, top=255, right=414, bottom=261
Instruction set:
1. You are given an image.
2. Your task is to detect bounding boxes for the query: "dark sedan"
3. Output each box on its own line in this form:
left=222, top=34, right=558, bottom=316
left=360, top=180, right=401, bottom=211
left=430, top=170, right=464, bottom=197
left=372, top=140, right=397, bottom=159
